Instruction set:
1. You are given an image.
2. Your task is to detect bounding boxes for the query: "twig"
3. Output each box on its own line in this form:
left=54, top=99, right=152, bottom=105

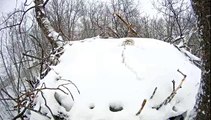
left=136, top=99, right=147, bottom=116
left=35, top=86, right=68, bottom=95
left=0, top=6, right=35, bottom=32
left=107, top=27, right=120, bottom=38
left=12, top=104, right=29, bottom=120
left=22, top=53, right=42, bottom=60
left=171, top=36, right=184, bottom=44
left=172, top=80, right=175, bottom=91
left=59, top=79, right=80, bottom=94
left=40, top=91, right=55, bottom=119
left=150, top=87, right=157, bottom=99
left=58, top=84, right=74, bottom=101
left=152, top=69, right=186, bottom=110
left=173, top=44, right=201, bottom=68
left=114, top=13, right=138, bottom=37
left=1, top=89, right=17, bottom=103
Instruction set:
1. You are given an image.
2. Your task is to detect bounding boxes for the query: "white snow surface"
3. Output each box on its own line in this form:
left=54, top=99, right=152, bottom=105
left=30, top=37, right=201, bottom=120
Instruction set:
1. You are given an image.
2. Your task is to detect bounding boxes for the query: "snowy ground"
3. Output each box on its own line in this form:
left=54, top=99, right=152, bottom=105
left=30, top=37, right=201, bottom=120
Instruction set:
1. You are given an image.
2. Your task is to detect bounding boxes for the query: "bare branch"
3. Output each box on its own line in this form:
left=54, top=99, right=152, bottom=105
left=22, top=53, right=42, bottom=60
left=172, top=80, right=175, bottom=91
left=0, top=6, right=35, bottom=32
left=150, top=87, right=158, bottom=99
left=114, top=13, right=138, bottom=37
left=136, top=99, right=147, bottom=116
left=40, top=91, right=55, bottom=119
left=152, top=69, right=187, bottom=110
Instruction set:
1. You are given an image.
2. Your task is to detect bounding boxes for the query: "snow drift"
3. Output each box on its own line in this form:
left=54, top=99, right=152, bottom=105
left=30, top=37, right=201, bottom=120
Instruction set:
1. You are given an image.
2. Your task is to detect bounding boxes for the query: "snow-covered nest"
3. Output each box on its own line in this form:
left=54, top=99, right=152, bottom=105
left=30, top=37, right=201, bottom=120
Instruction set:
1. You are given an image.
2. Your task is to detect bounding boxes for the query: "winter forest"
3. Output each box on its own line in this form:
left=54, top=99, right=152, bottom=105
left=0, top=0, right=210, bottom=120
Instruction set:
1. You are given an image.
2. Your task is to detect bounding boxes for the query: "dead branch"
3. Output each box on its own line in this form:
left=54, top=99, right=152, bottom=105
left=12, top=103, right=29, bottom=120
left=114, top=13, right=138, bottom=37
left=22, top=53, right=43, bottom=60
left=0, top=89, right=17, bottom=103
left=153, top=69, right=186, bottom=110
left=58, top=84, right=74, bottom=101
left=173, top=44, right=201, bottom=68
left=40, top=91, right=55, bottom=119
left=172, top=80, right=175, bottom=91
left=60, top=79, right=80, bottom=94
left=136, top=99, right=147, bottom=116
left=107, top=26, right=120, bottom=38
left=150, top=87, right=158, bottom=99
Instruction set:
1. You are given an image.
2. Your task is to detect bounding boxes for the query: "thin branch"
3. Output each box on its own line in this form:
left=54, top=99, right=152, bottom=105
left=1, top=89, right=17, bottom=103
left=153, top=69, right=187, bottom=110
left=173, top=44, right=201, bottom=68
left=22, top=53, right=43, bottom=60
left=0, top=6, right=35, bottom=32
left=59, top=79, right=80, bottom=94
left=150, top=87, right=158, bottom=99
left=172, top=80, right=175, bottom=91
left=136, top=99, right=147, bottom=116
left=0, top=10, right=24, bottom=25
left=114, top=13, right=138, bottom=37
left=12, top=104, right=29, bottom=120
left=43, top=0, right=50, bottom=7
left=40, top=91, right=55, bottom=119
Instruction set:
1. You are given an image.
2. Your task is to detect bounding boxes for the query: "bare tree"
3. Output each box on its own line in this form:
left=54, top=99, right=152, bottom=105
left=154, top=1, right=196, bottom=37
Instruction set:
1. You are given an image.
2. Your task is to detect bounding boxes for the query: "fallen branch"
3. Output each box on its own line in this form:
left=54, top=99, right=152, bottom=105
left=136, top=99, right=147, bottom=116
left=150, top=87, right=157, bottom=99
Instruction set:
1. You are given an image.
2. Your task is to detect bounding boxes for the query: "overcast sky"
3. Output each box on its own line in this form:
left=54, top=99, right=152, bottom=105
left=0, top=0, right=17, bottom=14
left=0, top=0, right=157, bottom=17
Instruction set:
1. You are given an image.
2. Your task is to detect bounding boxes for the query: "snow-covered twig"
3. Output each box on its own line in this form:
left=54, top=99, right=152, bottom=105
left=170, top=36, right=184, bottom=44
left=153, top=69, right=186, bottom=110
left=57, top=83, right=75, bottom=101
left=136, top=99, right=147, bottom=116
left=35, top=83, right=68, bottom=95
left=173, top=44, right=201, bottom=68
left=60, top=79, right=80, bottom=94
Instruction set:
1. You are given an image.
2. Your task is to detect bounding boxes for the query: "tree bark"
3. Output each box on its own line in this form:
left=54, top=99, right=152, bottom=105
left=34, top=0, right=64, bottom=49
left=191, top=0, right=211, bottom=119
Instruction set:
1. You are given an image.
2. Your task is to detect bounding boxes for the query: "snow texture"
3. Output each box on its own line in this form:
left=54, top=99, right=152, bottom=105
left=30, top=37, right=201, bottom=120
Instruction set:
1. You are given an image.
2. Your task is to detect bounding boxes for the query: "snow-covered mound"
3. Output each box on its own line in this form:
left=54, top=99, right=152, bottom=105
left=30, top=37, right=201, bottom=120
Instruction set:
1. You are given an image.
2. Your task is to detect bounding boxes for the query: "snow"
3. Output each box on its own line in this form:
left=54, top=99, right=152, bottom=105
left=30, top=37, right=201, bottom=120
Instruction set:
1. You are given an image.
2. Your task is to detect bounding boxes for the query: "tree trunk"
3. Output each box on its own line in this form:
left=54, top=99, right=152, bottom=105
left=34, top=0, right=64, bottom=49
left=191, top=0, right=211, bottom=119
